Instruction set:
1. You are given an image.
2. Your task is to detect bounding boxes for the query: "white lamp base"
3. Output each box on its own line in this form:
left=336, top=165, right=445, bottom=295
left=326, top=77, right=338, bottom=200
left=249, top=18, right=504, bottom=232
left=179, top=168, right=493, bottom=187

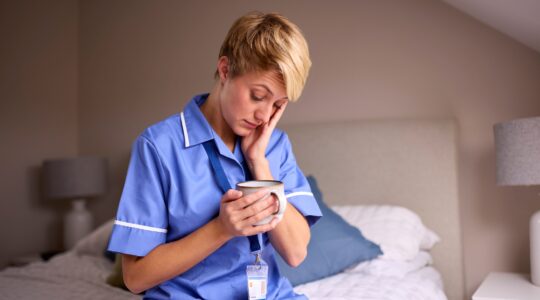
left=64, top=199, right=93, bottom=250
left=531, top=209, right=540, bottom=285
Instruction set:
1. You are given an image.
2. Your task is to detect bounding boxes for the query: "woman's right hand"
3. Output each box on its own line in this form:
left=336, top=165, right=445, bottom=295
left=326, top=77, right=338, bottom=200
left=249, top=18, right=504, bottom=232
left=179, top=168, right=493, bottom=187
left=217, top=189, right=280, bottom=238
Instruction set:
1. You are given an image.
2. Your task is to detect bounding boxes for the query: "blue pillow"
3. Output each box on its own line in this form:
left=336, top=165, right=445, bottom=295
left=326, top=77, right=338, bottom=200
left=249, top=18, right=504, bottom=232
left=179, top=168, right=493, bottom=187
left=275, top=175, right=382, bottom=286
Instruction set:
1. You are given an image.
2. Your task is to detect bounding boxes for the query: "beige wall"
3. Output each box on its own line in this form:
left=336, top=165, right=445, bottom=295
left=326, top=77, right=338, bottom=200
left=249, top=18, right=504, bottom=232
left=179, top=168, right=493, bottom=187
left=79, top=1, right=540, bottom=298
left=0, top=0, right=79, bottom=266
left=3, top=0, right=540, bottom=299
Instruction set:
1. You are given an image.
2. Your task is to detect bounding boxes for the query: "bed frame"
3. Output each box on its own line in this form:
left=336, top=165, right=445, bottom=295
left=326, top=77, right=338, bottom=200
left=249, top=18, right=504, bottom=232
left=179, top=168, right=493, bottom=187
left=282, top=119, right=464, bottom=300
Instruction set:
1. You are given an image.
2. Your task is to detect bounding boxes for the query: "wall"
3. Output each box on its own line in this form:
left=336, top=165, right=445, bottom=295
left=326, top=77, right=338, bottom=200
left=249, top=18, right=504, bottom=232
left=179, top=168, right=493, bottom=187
left=0, top=0, right=79, bottom=266
left=79, top=1, right=540, bottom=298
left=2, top=0, right=540, bottom=299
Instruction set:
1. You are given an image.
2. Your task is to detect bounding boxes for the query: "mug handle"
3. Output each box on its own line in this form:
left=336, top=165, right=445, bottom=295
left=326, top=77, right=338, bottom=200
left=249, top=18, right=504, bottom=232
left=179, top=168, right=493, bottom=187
left=269, top=189, right=287, bottom=219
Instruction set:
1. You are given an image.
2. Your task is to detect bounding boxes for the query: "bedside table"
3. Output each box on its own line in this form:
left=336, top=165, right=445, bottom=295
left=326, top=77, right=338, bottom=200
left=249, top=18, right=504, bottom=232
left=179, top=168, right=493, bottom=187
left=473, top=272, right=540, bottom=300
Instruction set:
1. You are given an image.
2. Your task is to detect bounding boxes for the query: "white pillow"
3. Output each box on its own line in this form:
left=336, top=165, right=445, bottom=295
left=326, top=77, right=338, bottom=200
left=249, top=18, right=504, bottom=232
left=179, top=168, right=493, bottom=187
left=420, top=227, right=441, bottom=250
left=331, top=205, right=440, bottom=261
left=72, top=219, right=115, bottom=256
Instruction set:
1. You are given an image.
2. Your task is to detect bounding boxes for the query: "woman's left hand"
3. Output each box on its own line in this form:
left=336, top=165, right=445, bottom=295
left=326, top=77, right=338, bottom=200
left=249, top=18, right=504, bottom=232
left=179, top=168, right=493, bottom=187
left=241, top=101, right=288, bottom=165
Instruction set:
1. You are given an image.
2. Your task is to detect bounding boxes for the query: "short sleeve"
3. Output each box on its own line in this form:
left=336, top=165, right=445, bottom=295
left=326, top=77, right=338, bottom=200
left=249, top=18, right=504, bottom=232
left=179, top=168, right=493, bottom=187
left=107, top=135, right=169, bottom=257
left=279, top=133, right=322, bottom=226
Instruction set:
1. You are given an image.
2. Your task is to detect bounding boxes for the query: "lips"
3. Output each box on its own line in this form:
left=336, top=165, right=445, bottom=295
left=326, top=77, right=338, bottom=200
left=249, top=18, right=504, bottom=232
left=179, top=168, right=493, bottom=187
left=244, top=120, right=259, bottom=129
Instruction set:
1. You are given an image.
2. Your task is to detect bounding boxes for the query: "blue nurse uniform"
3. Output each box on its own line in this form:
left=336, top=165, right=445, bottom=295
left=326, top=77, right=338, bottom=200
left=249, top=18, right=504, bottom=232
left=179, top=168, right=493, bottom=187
left=107, top=94, right=322, bottom=299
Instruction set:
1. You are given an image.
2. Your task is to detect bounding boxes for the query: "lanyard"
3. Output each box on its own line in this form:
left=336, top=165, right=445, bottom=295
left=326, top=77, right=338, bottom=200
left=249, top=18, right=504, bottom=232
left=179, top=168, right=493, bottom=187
left=202, top=140, right=262, bottom=253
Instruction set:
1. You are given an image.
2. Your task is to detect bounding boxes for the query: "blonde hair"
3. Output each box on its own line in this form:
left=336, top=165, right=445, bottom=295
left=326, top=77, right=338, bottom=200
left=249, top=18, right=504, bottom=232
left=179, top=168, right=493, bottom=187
left=216, top=12, right=311, bottom=102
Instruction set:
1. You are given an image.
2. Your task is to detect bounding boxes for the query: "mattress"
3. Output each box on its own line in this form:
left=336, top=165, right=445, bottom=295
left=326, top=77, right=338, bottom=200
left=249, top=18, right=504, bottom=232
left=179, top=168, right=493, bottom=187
left=0, top=204, right=448, bottom=299
left=295, top=260, right=446, bottom=300
left=0, top=252, right=138, bottom=300
left=0, top=250, right=446, bottom=300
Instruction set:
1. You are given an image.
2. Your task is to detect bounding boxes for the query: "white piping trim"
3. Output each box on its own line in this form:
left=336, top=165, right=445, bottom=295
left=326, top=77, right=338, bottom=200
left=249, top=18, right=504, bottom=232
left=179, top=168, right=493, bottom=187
left=180, top=112, right=190, bottom=148
left=114, top=220, right=167, bottom=233
left=286, top=192, right=314, bottom=199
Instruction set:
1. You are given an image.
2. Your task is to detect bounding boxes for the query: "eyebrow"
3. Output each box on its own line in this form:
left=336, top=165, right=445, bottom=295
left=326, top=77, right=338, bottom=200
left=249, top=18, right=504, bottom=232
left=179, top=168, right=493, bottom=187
left=253, top=84, right=288, bottom=101
left=253, top=84, right=273, bottom=96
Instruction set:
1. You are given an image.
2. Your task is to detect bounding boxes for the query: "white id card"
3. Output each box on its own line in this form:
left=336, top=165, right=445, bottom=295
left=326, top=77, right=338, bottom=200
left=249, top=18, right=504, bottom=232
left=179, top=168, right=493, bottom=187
left=246, top=263, right=268, bottom=300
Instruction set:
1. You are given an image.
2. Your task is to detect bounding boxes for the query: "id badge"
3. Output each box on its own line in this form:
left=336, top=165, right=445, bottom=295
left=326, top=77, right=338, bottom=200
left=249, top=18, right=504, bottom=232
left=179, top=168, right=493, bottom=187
left=246, top=253, right=268, bottom=300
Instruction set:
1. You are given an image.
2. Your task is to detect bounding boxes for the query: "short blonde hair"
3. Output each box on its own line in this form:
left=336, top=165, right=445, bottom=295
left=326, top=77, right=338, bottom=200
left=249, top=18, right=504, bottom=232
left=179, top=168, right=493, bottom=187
left=216, top=12, right=311, bottom=102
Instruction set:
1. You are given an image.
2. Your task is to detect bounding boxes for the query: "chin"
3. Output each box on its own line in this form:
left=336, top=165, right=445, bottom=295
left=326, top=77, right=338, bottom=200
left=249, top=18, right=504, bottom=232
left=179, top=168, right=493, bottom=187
left=234, top=126, right=254, bottom=137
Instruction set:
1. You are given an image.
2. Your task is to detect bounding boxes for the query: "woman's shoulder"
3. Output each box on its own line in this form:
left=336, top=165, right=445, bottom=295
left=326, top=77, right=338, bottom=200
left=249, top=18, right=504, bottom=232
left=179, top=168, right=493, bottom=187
left=138, top=113, right=184, bottom=148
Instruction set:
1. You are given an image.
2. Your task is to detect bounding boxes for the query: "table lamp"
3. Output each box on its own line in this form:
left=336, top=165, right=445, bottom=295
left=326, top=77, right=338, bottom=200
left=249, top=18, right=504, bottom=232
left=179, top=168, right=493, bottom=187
left=43, top=156, right=107, bottom=250
left=494, top=116, right=540, bottom=285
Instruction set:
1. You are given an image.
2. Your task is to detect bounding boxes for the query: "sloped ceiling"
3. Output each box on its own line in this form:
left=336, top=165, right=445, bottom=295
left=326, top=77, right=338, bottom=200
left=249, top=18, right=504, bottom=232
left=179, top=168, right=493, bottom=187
left=442, top=0, right=540, bottom=53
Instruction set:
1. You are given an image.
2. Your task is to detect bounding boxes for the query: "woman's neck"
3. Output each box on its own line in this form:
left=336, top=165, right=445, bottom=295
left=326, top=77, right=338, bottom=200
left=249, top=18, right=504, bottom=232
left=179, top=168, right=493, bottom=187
left=200, top=91, right=236, bottom=152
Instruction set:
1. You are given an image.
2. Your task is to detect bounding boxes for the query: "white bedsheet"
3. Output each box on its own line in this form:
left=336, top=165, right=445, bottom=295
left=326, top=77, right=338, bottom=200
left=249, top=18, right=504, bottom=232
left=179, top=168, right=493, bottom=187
left=295, top=265, right=447, bottom=300
left=0, top=252, right=138, bottom=300
left=294, top=250, right=447, bottom=300
left=0, top=251, right=447, bottom=300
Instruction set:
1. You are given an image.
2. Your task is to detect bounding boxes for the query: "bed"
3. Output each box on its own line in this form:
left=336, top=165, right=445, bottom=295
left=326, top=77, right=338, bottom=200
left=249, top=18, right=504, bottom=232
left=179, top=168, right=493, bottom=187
left=0, top=119, right=465, bottom=300
left=283, top=119, right=464, bottom=300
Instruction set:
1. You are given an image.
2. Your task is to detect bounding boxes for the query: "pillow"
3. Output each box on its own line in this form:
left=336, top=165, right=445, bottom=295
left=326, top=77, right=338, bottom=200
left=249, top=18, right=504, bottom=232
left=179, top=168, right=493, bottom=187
left=332, top=205, right=440, bottom=261
left=420, top=227, right=441, bottom=250
left=72, top=219, right=115, bottom=256
left=275, top=175, right=382, bottom=286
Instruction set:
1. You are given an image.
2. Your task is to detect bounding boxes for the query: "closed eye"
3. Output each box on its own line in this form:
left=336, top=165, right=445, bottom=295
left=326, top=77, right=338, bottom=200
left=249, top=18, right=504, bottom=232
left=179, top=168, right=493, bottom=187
left=274, top=100, right=287, bottom=108
left=251, top=93, right=265, bottom=101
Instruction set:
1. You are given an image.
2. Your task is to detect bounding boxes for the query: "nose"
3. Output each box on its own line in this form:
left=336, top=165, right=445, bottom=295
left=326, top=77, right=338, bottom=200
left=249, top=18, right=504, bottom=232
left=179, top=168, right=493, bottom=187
left=254, top=104, right=273, bottom=124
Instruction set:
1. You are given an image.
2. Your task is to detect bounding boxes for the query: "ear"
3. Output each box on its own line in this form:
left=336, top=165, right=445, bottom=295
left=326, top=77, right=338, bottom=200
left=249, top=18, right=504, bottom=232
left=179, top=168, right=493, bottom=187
left=217, top=56, right=229, bottom=83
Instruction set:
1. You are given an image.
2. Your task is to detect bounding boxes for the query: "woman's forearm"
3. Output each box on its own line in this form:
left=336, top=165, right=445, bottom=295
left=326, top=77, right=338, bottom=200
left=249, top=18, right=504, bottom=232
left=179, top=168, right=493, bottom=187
left=268, top=203, right=310, bottom=267
left=249, top=158, right=311, bottom=267
left=122, top=218, right=232, bottom=294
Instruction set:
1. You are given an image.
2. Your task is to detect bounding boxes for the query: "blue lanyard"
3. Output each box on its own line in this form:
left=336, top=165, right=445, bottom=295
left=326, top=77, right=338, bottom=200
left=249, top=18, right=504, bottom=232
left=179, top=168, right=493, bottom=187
left=202, top=140, right=262, bottom=252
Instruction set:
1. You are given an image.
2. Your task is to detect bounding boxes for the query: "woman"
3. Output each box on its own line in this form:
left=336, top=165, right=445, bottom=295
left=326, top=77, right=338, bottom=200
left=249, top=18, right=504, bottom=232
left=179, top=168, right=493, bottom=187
left=108, top=12, right=322, bottom=299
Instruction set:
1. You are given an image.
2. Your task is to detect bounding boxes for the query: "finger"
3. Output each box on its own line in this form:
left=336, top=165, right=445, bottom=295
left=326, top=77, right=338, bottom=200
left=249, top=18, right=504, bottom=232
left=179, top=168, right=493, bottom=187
left=231, top=188, right=270, bottom=209
left=265, top=216, right=280, bottom=230
left=221, top=189, right=243, bottom=203
left=239, top=194, right=276, bottom=220
left=242, top=201, right=278, bottom=225
left=242, top=218, right=278, bottom=236
left=259, top=103, right=287, bottom=142
left=268, top=101, right=288, bottom=129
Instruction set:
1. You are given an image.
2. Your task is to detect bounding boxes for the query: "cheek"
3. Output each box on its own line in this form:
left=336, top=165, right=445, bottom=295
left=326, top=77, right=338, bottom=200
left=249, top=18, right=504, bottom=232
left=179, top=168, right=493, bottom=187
left=223, top=83, right=242, bottom=106
left=231, top=95, right=251, bottom=114
left=222, top=95, right=245, bottom=125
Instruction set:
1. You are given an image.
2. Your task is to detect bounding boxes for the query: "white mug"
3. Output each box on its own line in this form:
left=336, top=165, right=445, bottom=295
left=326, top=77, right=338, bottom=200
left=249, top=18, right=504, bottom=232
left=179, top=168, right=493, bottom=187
left=236, top=180, right=287, bottom=225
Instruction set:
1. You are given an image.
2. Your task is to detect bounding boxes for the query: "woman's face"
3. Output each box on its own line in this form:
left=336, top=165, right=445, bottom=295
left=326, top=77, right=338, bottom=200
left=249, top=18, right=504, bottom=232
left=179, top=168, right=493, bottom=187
left=219, top=69, right=288, bottom=137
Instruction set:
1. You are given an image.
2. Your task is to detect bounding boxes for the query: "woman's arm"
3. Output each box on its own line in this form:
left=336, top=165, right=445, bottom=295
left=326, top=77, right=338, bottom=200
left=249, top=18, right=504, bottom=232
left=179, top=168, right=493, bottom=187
left=122, top=218, right=229, bottom=294
left=268, top=202, right=310, bottom=267
left=241, top=102, right=311, bottom=267
left=122, top=188, right=279, bottom=294
left=249, top=159, right=311, bottom=267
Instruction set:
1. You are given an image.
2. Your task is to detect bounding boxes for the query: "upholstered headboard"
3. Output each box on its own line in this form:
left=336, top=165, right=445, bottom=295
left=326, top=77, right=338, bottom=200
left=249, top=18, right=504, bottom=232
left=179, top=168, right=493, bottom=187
left=282, top=119, right=464, bottom=300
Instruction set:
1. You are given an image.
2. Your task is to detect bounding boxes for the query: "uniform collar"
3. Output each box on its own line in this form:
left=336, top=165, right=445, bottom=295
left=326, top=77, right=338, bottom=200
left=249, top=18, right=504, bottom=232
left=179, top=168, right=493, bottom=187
left=180, top=93, right=213, bottom=148
left=180, top=93, right=242, bottom=163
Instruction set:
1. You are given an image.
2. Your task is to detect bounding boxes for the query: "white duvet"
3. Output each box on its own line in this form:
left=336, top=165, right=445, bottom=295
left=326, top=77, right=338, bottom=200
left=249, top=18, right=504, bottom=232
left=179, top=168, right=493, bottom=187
left=295, top=252, right=447, bottom=300
left=0, top=250, right=446, bottom=300
left=0, top=252, right=138, bottom=300
left=0, top=205, right=448, bottom=299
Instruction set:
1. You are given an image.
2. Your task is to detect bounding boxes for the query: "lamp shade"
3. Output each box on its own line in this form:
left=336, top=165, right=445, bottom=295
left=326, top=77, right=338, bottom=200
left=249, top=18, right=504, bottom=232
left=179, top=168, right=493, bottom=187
left=494, top=116, right=540, bottom=186
left=43, top=156, right=107, bottom=199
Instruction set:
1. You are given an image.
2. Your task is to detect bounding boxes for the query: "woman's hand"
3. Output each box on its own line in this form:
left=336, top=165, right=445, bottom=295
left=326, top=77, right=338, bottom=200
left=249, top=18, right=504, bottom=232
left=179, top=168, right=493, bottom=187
left=216, top=189, right=280, bottom=238
left=241, top=101, right=288, bottom=165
